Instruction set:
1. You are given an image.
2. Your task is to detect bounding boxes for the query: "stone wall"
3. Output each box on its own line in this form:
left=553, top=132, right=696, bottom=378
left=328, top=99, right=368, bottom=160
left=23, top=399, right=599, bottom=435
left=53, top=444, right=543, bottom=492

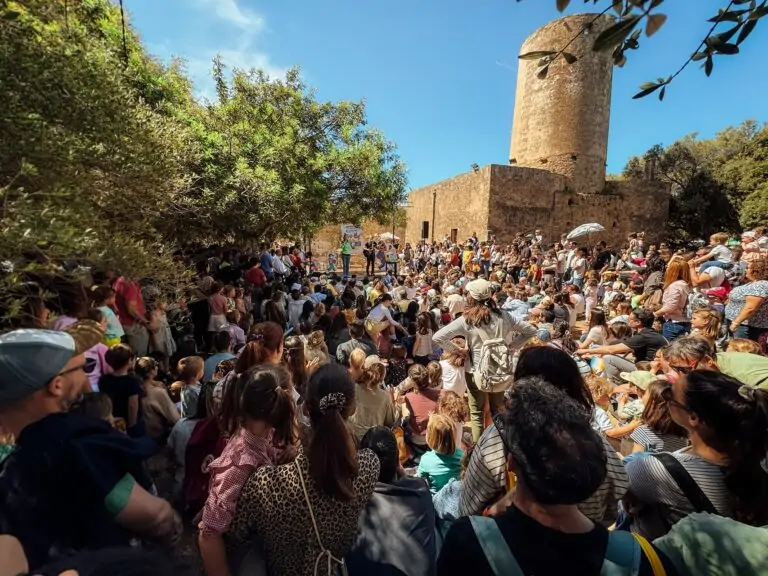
left=405, top=166, right=492, bottom=245
left=486, top=164, right=669, bottom=246
left=510, top=13, right=614, bottom=194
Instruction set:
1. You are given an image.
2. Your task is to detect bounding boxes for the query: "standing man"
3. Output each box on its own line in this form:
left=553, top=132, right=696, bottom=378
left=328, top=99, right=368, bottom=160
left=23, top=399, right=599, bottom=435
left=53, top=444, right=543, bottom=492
left=341, top=234, right=353, bottom=279
left=113, top=274, right=149, bottom=356
left=259, top=244, right=274, bottom=282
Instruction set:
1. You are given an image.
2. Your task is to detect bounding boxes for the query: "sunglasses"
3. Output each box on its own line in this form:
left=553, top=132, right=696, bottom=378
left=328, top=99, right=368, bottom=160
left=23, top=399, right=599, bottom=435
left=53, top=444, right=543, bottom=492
left=58, top=357, right=97, bottom=377
left=668, top=358, right=703, bottom=376
left=660, top=385, right=690, bottom=413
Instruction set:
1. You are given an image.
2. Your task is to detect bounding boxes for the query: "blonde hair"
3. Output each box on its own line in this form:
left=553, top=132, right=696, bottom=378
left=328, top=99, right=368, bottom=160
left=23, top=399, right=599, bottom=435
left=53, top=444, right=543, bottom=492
left=438, top=390, right=469, bottom=424
left=586, top=375, right=613, bottom=406
left=727, top=338, right=764, bottom=355
left=357, top=361, right=386, bottom=391
left=710, top=232, right=729, bottom=244
left=426, top=413, right=456, bottom=455
left=692, top=308, right=720, bottom=342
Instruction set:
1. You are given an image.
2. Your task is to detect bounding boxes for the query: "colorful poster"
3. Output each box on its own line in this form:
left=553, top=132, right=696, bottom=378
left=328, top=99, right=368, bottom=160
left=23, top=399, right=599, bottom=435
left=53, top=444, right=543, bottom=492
left=340, top=224, right=363, bottom=255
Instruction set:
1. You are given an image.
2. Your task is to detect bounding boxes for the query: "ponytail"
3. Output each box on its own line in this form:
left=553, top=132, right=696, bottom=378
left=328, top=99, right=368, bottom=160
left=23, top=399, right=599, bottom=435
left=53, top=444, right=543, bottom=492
left=220, top=365, right=298, bottom=445
left=305, top=364, right=358, bottom=500
left=685, top=371, right=768, bottom=526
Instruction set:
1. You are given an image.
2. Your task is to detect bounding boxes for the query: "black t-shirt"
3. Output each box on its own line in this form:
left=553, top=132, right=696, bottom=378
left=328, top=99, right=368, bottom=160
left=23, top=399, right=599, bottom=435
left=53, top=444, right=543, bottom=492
left=98, top=374, right=144, bottom=433
left=626, top=328, right=668, bottom=362
left=592, top=250, right=612, bottom=271
left=0, top=413, right=155, bottom=570
left=436, top=506, right=677, bottom=576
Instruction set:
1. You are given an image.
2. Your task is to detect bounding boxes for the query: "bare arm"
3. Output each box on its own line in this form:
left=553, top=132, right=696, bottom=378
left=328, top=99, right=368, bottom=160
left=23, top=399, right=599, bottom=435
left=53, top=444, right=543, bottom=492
left=575, top=342, right=631, bottom=356
left=199, top=533, right=230, bottom=576
left=113, top=478, right=181, bottom=543
left=730, top=295, right=766, bottom=328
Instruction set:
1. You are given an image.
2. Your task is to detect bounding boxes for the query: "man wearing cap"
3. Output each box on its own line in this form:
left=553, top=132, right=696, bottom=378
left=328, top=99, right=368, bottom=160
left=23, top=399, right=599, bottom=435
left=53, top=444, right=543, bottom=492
left=0, top=324, right=180, bottom=570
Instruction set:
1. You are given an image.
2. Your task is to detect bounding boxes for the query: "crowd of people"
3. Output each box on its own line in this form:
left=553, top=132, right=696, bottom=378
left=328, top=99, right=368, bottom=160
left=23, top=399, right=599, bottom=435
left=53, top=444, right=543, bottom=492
left=1, top=228, right=768, bottom=576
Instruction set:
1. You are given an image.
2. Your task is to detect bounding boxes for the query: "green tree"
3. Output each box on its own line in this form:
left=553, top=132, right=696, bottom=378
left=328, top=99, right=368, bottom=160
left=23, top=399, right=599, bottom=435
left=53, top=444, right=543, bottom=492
left=0, top=0, right=194, bottom=326
left=521, top=1, right=768, bottom=100
left=169, top=63, right=407, bottom=245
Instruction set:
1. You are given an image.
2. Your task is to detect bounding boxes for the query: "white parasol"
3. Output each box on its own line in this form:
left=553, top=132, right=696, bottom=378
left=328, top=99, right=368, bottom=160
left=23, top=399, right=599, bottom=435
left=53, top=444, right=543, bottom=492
left=377, top=232, right=400, bottom=241
left=566, top=222, right=605, bottom=241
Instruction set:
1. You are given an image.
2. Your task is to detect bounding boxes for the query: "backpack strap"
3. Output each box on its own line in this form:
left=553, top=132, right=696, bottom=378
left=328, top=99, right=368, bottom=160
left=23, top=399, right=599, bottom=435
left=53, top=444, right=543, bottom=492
left=651, top=453, right=717, bottom=514
left=468, top=516, right=523, bottom=576
left=604, top=531, right=668, bottom=576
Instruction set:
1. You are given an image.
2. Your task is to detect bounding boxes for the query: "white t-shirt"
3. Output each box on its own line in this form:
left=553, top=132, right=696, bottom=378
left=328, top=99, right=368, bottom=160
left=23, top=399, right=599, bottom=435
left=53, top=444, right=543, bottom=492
left=585, top=326, right=608, bottom=345
left=709, top=245, right=732, bottom=263
left=440, top=359, right=467, bottom=397
left=571, top=257, right=587, bottom=279
left=701, top=265, right=726, bottom=288
left=571, top=293, right=586, bottom=315
left=414, top=330, right=434, bottom=357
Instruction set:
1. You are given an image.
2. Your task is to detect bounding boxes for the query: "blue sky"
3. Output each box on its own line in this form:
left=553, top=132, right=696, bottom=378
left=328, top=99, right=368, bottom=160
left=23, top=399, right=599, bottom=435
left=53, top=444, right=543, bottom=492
left=128, top=0, right=768, bottom=189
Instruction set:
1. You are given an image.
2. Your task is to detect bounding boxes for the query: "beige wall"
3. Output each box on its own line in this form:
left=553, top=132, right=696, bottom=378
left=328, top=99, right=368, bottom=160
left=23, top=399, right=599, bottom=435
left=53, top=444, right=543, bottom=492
left=405, top=166, right=492, bottom=244
left=511, top=13, right=614, bottom=194
left=311, top=219, right=406, bottom=271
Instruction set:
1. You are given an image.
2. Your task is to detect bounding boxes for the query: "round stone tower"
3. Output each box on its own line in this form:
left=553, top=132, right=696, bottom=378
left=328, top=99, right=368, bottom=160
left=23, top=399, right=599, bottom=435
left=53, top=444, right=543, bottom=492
left=510, top=13, right=614, bottom=194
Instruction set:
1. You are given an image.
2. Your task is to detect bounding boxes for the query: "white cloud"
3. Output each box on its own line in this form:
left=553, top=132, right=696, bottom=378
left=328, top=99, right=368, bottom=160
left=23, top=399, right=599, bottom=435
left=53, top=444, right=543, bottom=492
left=197, top=0, right=263, bottom=32
left=149, top=0, right=287, bottom=101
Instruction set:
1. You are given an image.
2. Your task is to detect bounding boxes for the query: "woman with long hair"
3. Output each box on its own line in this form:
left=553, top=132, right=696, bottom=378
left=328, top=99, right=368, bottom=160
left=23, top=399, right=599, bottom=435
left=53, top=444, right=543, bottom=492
left=653, top=257, right=692, bottom=341
left=283, top=335, right=309, bottom=399
left=227, top=364, right=379, bottom=576
left=625, top=370, right=768, bottom=538
left=579, top=309, right=609, bottom=349
left=434, top=279, right=535, bottom=441
left=459, top=345, right=628, bottom=527
left=725, top=256, right=768, bottom=349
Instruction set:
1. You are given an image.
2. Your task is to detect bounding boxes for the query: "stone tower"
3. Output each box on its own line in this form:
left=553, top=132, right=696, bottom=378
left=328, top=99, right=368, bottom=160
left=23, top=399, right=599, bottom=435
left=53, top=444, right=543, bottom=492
left=510, top=14, right=614, bottom=194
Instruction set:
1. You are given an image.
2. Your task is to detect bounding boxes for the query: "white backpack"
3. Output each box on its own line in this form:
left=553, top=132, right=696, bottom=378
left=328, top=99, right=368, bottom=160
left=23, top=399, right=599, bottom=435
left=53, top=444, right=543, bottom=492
left=476, top=319, right=514, bottom=393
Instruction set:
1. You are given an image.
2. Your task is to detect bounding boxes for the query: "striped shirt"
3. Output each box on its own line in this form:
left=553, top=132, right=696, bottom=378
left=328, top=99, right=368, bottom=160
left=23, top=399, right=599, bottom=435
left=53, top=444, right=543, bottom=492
left=626, top=448, right=731, bottom=537
left=459, top=423, right=628, bottom=526
left=629, top=425, right=688, bottom=454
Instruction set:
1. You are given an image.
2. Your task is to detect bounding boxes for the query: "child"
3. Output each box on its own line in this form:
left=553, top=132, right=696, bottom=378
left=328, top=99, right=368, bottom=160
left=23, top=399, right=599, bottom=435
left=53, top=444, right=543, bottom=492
left=418, top=414, right=464, bottom=494
left=91, top=285, right=124, bottom=346
left=100, top=343, right=145, bottom=437
left=72, top=392, right=115, bottom=426
left=608, top=301, right=632, bottom=325
left=584, top=278, right=599, bottom=324
left=695, top=232, right=733, bottom=272
left=426, top=360, right=443, bottom=389
left=85, top=310, right=113, bottom=391
left=413, top=312, right=434, bottom=365
left=439, top=337, right=467, bottom=397
left=437, top=391, right=469, bottom=449
left=327, top=252, right=338, bottom=273
left=691, top=308, right=721, bottom=349
left=148, top=297, right=176, bottom=372
left=198, top=365, right=297, bottom=576
left=402, top=322, right=417, bottom=360
left=172, top=356, right=205, bottom=418
left=585, top=375, right=615, bottom=435
left=223, top=285, right=236, bottom=312
left=385, top=344, right=409, bottom=389
left=604, top=371, right=655, bottom=447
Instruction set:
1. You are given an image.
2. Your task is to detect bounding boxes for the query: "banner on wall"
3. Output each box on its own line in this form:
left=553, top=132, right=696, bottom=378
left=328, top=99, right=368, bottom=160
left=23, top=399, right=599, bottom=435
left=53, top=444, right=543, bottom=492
left=340, top=224, right=364, bottom=255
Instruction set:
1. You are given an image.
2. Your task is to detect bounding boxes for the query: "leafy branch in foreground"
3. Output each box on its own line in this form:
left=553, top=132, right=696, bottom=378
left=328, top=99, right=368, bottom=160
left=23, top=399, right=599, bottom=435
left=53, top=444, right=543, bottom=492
left=518, top=0, right=767, bottom=100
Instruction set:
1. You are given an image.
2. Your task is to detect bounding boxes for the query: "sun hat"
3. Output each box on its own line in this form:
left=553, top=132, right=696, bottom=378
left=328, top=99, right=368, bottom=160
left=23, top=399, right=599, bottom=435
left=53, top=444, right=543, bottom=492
left=619, top=370, right=657, bottom=391
left=0, top=321, right=103, bottom=405
left=466, top=278, right=492, bottom=301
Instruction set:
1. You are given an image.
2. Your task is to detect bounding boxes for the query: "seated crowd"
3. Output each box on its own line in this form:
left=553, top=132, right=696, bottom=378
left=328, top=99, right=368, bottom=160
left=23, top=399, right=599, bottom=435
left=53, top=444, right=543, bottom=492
left=1, top=230, right=768, bottom=576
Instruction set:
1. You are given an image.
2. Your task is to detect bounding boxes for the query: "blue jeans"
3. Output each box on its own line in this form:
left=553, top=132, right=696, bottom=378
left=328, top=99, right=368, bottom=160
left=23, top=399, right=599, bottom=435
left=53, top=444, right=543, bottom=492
left=663, top=321, right=691, bottom=341
left=341, top=253, right=351, bottom=277
left=699, top=260, right=731, bottom=273
left=730, top=322, right=767, bottom=342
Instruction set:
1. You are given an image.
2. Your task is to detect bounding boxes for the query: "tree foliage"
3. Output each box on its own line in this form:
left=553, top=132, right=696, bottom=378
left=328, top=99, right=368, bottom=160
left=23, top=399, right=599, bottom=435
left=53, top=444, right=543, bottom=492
left=521, top=1, right=768, bottom=100
left=622, top=120, right=768, bottom=240
left=0, top=0, right=407, bottom=327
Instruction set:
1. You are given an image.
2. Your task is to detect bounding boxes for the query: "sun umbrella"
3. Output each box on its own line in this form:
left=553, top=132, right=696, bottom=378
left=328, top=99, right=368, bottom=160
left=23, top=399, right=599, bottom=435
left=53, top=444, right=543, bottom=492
left=566, top=223, right=605, bottom=241
left=377, top=232, right=400, bottom=241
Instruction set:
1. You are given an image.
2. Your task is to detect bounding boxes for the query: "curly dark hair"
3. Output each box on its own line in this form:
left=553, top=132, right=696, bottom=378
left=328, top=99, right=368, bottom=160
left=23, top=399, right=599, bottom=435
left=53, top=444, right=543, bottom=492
left=750, top=256, right=768, bottom=282
left=500, top=376, right=606, bottom=505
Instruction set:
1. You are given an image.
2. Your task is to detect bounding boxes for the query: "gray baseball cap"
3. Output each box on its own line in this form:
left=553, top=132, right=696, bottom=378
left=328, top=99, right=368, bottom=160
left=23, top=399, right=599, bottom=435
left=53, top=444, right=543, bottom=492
left=0, top=321, right=104, bottom=405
